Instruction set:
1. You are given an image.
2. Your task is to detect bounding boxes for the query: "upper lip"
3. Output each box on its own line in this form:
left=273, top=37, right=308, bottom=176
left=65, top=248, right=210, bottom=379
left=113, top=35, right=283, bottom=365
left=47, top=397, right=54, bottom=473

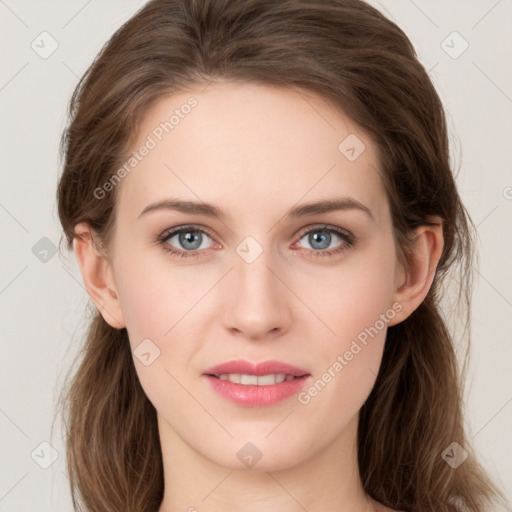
left=203, top=359, right=309, bottom=377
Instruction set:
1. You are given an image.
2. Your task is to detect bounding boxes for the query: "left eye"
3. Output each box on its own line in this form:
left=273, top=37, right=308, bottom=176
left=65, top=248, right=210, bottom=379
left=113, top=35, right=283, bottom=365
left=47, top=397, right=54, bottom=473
left=297, top=228, right=346, bottom=251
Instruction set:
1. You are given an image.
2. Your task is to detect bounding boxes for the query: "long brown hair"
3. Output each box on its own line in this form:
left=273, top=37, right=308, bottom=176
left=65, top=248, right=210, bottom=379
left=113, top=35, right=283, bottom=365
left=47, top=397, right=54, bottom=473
left=54, top=0, right=509, bottom=510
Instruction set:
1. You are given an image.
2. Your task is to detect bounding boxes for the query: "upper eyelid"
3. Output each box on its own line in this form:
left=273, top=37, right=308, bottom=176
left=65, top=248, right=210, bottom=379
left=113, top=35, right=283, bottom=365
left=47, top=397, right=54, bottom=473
left=161, top=224, right=214, bottom=236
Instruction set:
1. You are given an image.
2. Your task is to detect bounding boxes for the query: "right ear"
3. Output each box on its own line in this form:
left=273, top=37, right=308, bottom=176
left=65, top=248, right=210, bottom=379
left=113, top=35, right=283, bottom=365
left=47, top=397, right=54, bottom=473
left=72, top=222, right=126, bottom=329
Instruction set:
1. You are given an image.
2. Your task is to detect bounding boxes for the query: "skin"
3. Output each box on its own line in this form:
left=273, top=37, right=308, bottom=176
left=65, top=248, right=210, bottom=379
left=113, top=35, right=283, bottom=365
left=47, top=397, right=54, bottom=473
left=73, top=81, right=443, bottom=512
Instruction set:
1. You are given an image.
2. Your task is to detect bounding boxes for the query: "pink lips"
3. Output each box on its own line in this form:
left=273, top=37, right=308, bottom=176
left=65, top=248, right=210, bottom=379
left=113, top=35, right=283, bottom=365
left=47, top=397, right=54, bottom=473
left=202, top=359, right=311, bottom=407
left=204, top=359, right=309, bottom=377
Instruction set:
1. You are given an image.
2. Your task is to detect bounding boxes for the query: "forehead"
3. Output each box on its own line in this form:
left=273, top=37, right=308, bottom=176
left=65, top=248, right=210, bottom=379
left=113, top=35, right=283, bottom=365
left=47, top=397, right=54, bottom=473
left=116, top=81, right=387, bottom=224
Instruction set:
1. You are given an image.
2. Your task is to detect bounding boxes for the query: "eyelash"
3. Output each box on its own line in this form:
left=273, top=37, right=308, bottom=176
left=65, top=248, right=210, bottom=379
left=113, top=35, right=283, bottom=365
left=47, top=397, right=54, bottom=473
left=155, top=224, right=355, bottom=260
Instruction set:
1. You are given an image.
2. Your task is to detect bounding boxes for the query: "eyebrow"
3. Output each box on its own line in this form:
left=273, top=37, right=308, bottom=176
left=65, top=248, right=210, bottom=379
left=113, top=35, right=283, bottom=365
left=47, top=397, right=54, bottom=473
left=137, top=197, right=374, bottom=221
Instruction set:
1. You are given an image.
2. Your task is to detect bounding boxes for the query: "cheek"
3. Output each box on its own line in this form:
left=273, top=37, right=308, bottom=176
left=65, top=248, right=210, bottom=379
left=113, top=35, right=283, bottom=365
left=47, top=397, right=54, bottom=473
left=112, top=248, right=214, bottom=396
left=117, top=274, right=170, bottom=343
left=295, top=238, right=397, bottom=428
left=113, top=259, right=203, bottom=414
left=114, top=245, right=202, bottom=343
left=307, top=235, right=398, bottom=347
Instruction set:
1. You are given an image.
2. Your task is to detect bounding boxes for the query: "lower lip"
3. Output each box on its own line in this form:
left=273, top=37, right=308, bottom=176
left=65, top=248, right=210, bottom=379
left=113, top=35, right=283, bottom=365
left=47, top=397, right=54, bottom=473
left=203, top=375, right=311, bottom=407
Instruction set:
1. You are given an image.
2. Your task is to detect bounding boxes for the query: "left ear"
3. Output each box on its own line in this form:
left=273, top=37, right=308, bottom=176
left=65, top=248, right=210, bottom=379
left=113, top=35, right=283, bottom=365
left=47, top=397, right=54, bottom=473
left=388, top=217, right=444, bottom=326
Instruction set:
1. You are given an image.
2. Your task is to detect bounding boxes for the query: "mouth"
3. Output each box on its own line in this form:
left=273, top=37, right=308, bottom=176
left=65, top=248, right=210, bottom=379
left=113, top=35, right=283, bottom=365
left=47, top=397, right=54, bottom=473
left=202, top=360, right=311, bottom=407
left=207, top=373, right=300, bottom=385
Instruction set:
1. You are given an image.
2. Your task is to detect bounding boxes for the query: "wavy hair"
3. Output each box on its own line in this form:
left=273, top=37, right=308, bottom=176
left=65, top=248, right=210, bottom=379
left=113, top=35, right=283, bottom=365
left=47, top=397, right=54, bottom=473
left=54, top=0, right=509, bottom=510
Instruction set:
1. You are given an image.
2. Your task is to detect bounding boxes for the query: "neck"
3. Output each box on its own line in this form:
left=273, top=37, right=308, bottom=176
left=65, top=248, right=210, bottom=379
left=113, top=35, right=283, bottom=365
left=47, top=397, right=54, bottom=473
left=157, top=413, right=375, bottom=512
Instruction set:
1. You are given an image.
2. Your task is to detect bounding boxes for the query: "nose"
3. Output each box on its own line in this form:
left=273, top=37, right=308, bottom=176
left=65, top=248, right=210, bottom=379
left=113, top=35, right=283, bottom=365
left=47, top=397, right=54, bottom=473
left=221, top=247, right=292, bottom=341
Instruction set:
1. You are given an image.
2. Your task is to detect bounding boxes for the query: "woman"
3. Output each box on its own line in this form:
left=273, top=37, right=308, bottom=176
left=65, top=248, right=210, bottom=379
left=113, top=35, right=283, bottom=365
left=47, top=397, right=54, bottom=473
left=55, top=0, right=509, bottom=510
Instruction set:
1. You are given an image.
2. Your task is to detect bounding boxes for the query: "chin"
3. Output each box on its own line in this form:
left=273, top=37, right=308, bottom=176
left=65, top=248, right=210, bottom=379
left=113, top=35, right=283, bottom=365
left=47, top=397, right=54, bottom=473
left=202, top=435, right=312, bottom=473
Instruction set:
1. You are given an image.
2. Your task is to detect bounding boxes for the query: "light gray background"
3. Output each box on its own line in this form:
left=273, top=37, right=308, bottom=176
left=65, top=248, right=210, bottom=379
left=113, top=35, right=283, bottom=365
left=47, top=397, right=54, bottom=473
left=1, top=1, right=511, bottom=510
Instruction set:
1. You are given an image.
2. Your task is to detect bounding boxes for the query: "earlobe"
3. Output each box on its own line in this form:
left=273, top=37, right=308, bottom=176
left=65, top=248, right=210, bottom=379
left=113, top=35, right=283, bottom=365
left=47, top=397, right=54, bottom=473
left=388, top=219, right=444, bottom=327
left=72, top=222, right=126, bottom=329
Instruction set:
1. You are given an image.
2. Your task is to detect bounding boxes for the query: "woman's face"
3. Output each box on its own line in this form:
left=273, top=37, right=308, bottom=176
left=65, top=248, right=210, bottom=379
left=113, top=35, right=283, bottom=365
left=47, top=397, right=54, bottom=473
left=107, top=81, right=405, bottom=470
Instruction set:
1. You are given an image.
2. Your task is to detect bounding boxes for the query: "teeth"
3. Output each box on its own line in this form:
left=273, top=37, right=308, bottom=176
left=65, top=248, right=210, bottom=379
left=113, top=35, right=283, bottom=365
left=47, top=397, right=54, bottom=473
left=216, top=373, right=295, bottom=385
left=258, top=374, right=281, bottom=385
left=240, top=374, right=258, bottom=385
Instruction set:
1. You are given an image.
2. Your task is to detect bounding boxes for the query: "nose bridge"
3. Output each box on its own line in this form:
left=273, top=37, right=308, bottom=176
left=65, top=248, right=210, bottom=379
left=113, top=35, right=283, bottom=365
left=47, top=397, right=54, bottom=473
left=222, top=237, right=291, bottom=338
